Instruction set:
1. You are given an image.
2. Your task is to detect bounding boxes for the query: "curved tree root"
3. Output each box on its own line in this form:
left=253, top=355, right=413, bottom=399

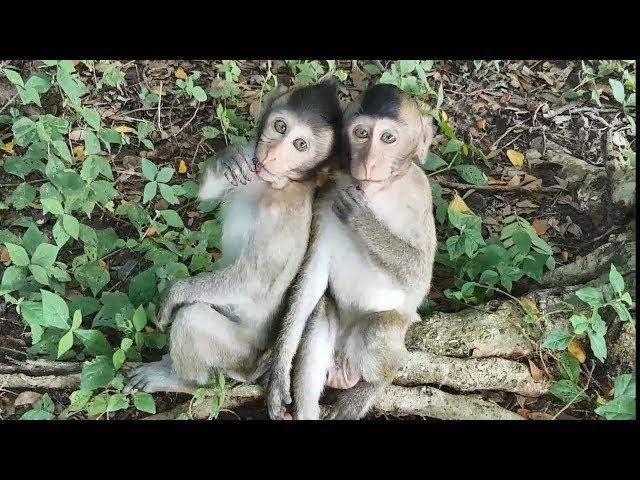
left=396, top=351, right=547, bottom=396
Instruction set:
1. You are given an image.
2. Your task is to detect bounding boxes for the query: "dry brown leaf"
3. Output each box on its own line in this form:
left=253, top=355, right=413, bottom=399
left=507, top=149, right=525, bottom=167
left=507, top=175, right=521, bottom=187
left=114, top=125, right=136, bottom=134
left=528, top=412, right=554, bottom=420
left=98, top=259, right=108, bottom=269
left=568, top=339, right=586, bottom=364
left=1, top=247, right=11, bottom=266
left=175, top=68, right=188, bottom=80
left=516, top=408, right=531, bottom=419
left=528, top=359, right=545, bottom=381
left=476, top=118, right=487, bottom=130
left=178, top=160, right=188, bottom=174
left=532, top=219, right=548, bottom=236
left=2, top=141, right=14, bottom=154
left=14, top=391, right=43, bottom=407
left=152, top=86, right=166, bottom=96
left=499, top=93, right=512, bottom=104
left=562, top=251, right=571, bottom=262
left=144, top=226, right=157, bottom=238
left=73, top=144, right=85, bottom=160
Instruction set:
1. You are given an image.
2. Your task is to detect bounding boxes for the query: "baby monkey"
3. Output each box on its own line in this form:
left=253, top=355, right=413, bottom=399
left=125, top=81, right=342, bottom=393
left=267, top=84, right=437, bottom=420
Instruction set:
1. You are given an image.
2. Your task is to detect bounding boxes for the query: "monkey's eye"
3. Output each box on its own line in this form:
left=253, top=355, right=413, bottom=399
left=353, top=126, right=369, bottom=139
left=293, top=138, right=308, bottom=152
left=381, top=132, right=396, bottom=144
left=274, top=119, right=287, bottom=134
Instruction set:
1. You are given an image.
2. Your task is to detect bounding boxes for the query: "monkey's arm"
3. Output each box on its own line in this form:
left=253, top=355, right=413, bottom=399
left=156, top=267, right=255, bottom=330
left=266, top=240, right=330, bottom=419
left=333, top=186, right=429, bottom=287
left=198, top=139, right=258, bottom=202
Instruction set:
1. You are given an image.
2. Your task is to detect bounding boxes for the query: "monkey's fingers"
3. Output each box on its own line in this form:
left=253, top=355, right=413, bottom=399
left=344, top=185, right=366, bottom=207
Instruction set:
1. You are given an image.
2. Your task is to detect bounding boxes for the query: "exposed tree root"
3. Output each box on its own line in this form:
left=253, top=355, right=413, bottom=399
left=396, top=351, right=547, bottom=396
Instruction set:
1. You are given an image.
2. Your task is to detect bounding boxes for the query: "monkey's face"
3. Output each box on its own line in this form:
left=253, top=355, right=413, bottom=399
left=255, top=109, right=336, bottom=189
left=344, top=87, right=433, bottom=195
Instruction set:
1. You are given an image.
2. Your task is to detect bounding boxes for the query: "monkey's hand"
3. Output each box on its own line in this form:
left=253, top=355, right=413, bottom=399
left=331, top=185, right=374, bottom=227
left=220, top=144, right=259, bottom=187
left=266, top=363, right=293, bottom=420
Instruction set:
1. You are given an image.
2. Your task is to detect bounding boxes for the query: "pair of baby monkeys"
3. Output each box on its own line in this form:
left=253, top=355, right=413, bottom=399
left=125, top=80, right=437, bottom=420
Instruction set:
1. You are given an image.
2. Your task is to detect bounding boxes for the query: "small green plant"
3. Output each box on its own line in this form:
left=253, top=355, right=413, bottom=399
left=378, top=60, right=437, bottom=98
left=542, top=264, right=634, bottom=363
left=141, top=158, right=180, bottom=205
left=190, top=370, right=229, bottom=419
left=176, top=71, right=208, bottom=102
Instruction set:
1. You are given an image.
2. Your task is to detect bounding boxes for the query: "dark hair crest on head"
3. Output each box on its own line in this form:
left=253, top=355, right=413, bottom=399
left=257, top=80, right=343, bottom=135
left=355, top=83, right=404, bottom=120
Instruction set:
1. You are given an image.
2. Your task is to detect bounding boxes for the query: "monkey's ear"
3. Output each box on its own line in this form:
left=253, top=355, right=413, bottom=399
left=415, top=115, right=434, bottom=164
left=261, top=84, right=289, bottom=111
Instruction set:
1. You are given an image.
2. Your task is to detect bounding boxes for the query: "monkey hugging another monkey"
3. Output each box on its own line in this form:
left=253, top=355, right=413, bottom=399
left=125, top=81, right=437, bottom=421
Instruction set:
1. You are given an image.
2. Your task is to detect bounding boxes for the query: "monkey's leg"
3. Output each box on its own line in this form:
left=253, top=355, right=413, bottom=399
left=292, top=297, right=336, bottom=420
left=324, top=310, right=409, bottom=420
left=126, top=303, right=260, bottom=393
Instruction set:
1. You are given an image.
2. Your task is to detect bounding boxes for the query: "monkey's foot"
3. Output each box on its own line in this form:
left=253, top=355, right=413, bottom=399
left=124, top=361, right=194, bottom=394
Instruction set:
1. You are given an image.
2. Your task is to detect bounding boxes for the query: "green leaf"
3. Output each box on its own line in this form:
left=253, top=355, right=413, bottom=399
left=615, top=373, right=635, bottom=398
left=106, top=393, right=130, bottom=413
left=609, top=299, right=632, bottom=322
left=8, top=183, right=37, bottom=210
left=31, top=243, right=59, bottom=267
left=62, top=214, right=80, bottom=240
left=22, top=224, right=43, bottom=255
left=143, top=181, right=158, bottom=204
left=587, top=327, right=607, bottom=363
left=609, top=79, right=626, bottom=105
left=71, top=309, right=82, bottom=330
left=121, top=337, right=133, bottom=351
left=542, top=330, right=572, bottom=350
left=549, top=380, right=589, bottom=404
left=132, top=305, right=148, bottom=331
left=75, top=329, right=113, bottom=357
left=156, top=167, right=175, bottom=183
left=141, top=158, right=158, bottom=181
left=41, top=289, right=70, bottom=329
left=512, top=228, right=532, bottom=255
left=609, top=264, right=625, bottom=295
left=52, top=219, right=71, bottom=247
left=12, top=117, right=37, bottom=146
left=112, top=349, right=126, bottom=370
left=68, top=389, right=93, bottom=413
left=4, top=68, right=24, bottom=86
left=29, top=264, right=50, bottom=285
left=82, top=108, right=101, bottom=130
left=57, top=329, right=74, bottom=358
left=159, top=183, right=179, bottom=204
left=453, top=164, right=487, bottom=186
left=444, top=139, right=464, bottom=154
left=133, top=392, right=156, bottom=414
left=159, top=209, right=184, bottom=228
left=559, top=352, right=581, bottom=384
left=4, top=243, right=30, bottom=267
left=41, top=198, right=64, bottom=215
left=81, top=356, right=116, bottom=391
left=479, top=270, right=499, bottom=286
left=202, top=126, right=221, bottom=139
left=575, top=287, right=604, bottom=308
left=83, top=132, right=101, bottom=156
left=87, top=393, right=109, bottom=416
left=0, top=266, right=27, bottom=293
left=74, top=262, right=111, bottom=296
left=423, top=152, right=447, bottom=171
left=192, top=86, right=207, bottom=102
left=129, top=268, right=157, bottom=307
left=595, top=395, right=636, bottom=420
left=569, top=314, right=590, bottom=335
